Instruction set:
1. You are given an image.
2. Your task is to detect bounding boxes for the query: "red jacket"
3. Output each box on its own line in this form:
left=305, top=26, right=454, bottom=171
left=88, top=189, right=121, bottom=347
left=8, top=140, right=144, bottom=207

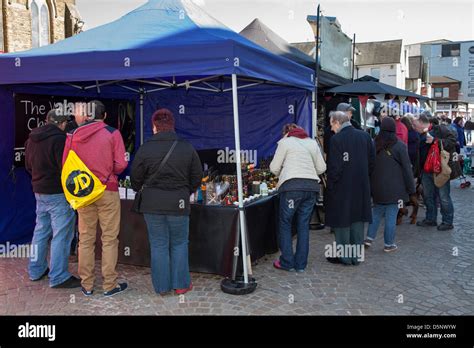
left=395, top=120, right=408, bottom=145
left=62, top=121, right=128, bottom=191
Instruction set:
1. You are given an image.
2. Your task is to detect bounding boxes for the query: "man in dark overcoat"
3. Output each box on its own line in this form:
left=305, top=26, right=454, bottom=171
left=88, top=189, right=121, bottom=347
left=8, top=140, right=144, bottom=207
left=325, top=111, right=376, bottom=265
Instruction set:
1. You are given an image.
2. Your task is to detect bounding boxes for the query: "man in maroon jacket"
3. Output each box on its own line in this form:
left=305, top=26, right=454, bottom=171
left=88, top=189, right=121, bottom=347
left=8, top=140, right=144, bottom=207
left=63, top=100, right=128, bottom=297
left=26, top=109, right=81, bottom=289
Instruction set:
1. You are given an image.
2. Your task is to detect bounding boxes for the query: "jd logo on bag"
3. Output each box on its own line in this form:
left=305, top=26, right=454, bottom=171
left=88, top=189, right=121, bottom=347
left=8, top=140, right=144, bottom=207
left=66, top=170, right=94, bottom=197
left=61, top=150, right=106, bottom=210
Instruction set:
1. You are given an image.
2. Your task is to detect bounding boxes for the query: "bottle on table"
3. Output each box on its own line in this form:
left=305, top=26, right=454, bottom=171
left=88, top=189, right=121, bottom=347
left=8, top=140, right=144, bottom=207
left=260, top=182, right=268, bottom=197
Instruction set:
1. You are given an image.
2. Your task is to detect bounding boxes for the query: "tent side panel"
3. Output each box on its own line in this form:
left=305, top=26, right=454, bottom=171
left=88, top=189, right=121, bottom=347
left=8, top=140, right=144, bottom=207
left=0, top=87, right=36, bottom=245
left=141, top=87, right=312, bottom=160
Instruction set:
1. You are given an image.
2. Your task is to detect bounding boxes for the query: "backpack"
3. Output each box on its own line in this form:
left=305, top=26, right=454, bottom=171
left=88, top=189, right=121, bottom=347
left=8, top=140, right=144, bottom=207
left=61, top=149, right=106, bottom=210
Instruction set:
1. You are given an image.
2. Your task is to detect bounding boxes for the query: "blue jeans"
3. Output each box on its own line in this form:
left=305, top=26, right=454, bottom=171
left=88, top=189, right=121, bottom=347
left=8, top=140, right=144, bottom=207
left=28, top=194, right=76, bottom=287
left=367, top=204, right=399, bottom=247
left=422, top=173, right=454, bottom=225
left=144, top=214, right=191, bottom=293
left=278, top=191, right=317, bottom=270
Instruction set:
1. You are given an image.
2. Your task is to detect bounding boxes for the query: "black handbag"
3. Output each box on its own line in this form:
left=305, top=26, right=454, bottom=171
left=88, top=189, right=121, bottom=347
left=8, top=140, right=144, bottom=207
left=131, top=140, right=178, bottom=213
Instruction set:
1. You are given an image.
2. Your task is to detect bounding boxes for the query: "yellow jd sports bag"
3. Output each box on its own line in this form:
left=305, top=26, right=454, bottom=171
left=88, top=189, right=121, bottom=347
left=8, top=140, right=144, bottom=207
left=61, top=150, right=106, bottom=210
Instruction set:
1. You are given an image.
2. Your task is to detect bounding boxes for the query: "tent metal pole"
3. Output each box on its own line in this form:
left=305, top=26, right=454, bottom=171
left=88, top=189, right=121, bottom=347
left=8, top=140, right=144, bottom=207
left=188, top=86, right=222, bottom=93
left=176, top=75, right=222, bottom=87
left=312, top=91, right=317, bottom=138
left=140, top=91, right=144, bottom=145
left=231, top=74, right=249, bottom=284
left=202, top=81, right=221, bottom=92
left=154, top=78, right=173, bottom=86
left=131, top=79, right=175, bottom=88
left=117, top=84, right=140, bottom=93
left=84, top=80, right=123, bottom=90
left=313, top=4, right=321, bottom=139
left=147, top=87, right=172, bottom=93
left=64, top=82, right=83, bottom=90
left=223, top=82, right=263, bottom=92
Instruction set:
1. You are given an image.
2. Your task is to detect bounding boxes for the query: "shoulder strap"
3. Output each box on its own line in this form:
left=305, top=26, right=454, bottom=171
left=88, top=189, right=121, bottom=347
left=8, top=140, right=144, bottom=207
left=144, top=140, right=178, bottom=186
left=384, top=147, right=403, bottom=167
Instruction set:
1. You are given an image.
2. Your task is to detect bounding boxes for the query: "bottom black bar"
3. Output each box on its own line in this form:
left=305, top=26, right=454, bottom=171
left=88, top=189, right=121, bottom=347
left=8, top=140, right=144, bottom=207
left=0, top=316, right=472, bottom=346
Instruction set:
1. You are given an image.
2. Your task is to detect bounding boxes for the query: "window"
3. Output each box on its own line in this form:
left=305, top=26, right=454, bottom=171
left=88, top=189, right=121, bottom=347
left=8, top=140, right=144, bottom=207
left=30, top=0, right=50, bottom=48
left=433, top=87, right=450, bottom=98
left=441, top=44, right=460, bottom=57
left=0, top=4, right=4, bottom=52
left=370, top=68, right=380, bottom=80
left=443, top=87, right=450, bottom=98
left=31, top=1, right=39, bottom=48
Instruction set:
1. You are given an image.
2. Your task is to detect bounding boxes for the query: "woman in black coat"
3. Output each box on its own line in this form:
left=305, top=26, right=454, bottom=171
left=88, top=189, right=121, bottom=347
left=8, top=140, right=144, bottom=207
left=131, top=109, right=203, bottom=295
left=364, top=117, right=415, bottom=252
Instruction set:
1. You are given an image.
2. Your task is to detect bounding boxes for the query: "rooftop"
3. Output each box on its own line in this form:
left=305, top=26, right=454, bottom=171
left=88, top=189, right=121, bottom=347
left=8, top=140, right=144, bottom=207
left=430, top=76, right=460, bottom=84
left=355, top=39, right=403, bottom=66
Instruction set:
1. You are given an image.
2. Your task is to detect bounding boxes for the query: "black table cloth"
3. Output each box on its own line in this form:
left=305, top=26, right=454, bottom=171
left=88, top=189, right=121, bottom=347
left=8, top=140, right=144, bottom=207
left=95, top=194, right=279, bottom=278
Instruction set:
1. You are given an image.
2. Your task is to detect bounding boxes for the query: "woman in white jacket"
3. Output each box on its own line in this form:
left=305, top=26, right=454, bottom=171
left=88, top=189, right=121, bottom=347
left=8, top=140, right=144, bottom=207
left=270, top=124, right=326, bottom=272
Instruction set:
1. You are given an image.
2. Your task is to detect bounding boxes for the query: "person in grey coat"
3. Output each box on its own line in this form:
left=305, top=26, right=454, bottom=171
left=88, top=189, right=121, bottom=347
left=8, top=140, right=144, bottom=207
left=364, top=117, right=416, bottom=252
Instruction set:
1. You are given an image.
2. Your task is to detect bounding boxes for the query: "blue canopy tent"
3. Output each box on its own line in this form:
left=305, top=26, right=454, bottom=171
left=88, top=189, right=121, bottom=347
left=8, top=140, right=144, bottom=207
left=0, top=0, right=314, bottom=285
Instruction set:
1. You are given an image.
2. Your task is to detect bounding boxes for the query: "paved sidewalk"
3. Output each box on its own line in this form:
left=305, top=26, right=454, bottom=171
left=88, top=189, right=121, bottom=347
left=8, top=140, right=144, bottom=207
left=1, top=182, right=473, bottom=315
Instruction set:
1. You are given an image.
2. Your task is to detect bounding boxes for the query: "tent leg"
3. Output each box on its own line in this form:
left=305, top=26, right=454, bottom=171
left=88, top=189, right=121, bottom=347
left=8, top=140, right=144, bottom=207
left=220, top=74, right=257, bottom=295
left=231, top=74, right=250, bottom=284
left=140, top=92, right=144, bottom=145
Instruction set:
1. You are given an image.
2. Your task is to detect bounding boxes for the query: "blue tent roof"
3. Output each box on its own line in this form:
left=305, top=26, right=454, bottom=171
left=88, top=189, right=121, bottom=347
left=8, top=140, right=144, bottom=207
left=0, top=0, right=314, bottom=90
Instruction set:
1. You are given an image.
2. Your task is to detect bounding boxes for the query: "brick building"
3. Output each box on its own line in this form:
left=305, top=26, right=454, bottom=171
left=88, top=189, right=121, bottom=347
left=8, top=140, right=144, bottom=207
left=0, top=0, right=81, bottom=53
left=430, top=75, right=469, bottom=118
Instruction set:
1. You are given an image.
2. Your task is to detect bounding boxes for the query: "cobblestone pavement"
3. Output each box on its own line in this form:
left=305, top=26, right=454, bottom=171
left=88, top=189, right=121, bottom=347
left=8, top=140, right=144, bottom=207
left=1, top=182, right=473, bottom=316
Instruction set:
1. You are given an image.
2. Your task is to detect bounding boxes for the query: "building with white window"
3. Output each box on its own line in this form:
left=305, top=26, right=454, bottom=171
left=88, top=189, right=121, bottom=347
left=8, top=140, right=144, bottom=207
left=0, top=0, right=81, bottom=53
left=421, top=40, right=474, bottom=119
left=354, top=39, right=409, bottom=89
left=429, top=76, right=468, bottom=118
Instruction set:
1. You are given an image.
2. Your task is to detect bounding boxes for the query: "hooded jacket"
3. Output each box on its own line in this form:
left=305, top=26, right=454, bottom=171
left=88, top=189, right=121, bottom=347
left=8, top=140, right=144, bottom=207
left=62, top=121, right=128, bottom=191
left=25, top=123, right=66, bottom=194
left=370, top=140, right=416, bottom=204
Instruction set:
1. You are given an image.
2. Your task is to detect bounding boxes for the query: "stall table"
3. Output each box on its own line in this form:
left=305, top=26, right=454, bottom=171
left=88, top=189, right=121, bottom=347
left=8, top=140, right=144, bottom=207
left=96, top=194, right=280, bottom=278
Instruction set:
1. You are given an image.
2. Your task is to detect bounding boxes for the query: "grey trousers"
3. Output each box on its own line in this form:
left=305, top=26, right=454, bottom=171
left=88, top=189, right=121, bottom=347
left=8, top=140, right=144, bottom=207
left=333, top=222, right=365, bottom=265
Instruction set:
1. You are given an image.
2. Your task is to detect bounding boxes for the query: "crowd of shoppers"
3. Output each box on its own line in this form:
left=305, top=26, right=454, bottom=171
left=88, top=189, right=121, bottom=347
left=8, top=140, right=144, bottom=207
left=24, top=98, right=465, bottom=293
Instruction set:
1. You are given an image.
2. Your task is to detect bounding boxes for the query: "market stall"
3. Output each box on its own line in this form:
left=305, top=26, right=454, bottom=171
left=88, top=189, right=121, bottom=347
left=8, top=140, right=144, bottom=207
left=326, top=80, right=430, bottom=130
left=0, top=0, right=315, bottom=288
left=97, top=194, right=279, bottom=278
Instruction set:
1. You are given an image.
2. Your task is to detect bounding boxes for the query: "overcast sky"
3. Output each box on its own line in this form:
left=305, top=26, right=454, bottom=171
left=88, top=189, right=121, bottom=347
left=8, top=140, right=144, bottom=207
left=76, top=0, right=474, bottom=45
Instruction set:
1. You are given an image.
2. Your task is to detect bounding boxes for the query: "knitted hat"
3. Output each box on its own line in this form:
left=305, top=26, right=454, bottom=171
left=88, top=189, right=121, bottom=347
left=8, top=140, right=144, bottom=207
left=152, top=108, right=175, bottom=132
